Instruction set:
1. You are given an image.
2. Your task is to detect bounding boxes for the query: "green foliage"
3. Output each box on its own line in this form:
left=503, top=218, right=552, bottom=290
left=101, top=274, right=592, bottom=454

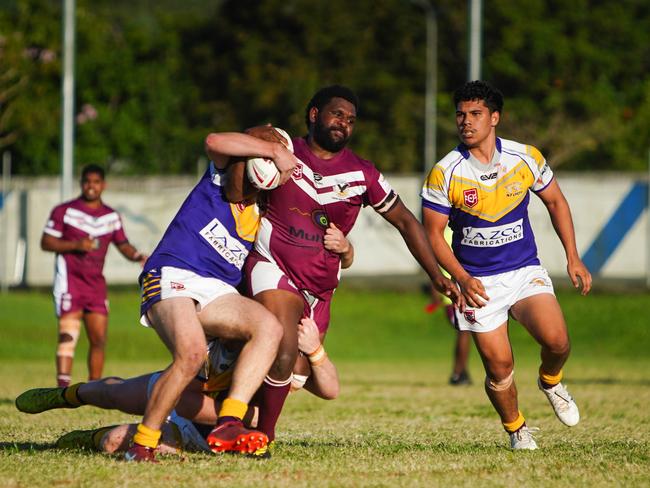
left=0, top=0, right=649, bottom=175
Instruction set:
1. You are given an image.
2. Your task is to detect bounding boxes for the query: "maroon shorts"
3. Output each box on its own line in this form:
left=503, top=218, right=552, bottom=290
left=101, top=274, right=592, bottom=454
left=54, top=290, right=108, bottom=317
left=243, top=251, right=334, bottom=334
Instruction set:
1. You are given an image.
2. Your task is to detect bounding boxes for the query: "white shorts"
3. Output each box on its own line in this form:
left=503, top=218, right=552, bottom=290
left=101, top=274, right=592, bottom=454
left=146, top=372, right=211, bottom=453
left=140, top=266, right=238, bottom=327
left=456, top=265, right=555, bottom=333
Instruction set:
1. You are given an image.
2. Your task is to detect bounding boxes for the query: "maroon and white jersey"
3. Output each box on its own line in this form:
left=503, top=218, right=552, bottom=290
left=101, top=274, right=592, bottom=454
left=43, top=197, right=129, bottom=296
left=254, top=137, right=398, bottom=298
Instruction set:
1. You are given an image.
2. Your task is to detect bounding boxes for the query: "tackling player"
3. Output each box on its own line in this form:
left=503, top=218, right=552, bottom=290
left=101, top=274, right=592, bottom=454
left=117, top=132, right=297, bottom=461
left=422, top=80, right=592, bottom=449
left=41, top=164, right=147, bottom=388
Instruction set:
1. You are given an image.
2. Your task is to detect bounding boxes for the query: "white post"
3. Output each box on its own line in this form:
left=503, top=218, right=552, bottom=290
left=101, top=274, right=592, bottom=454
left=409, top=0, right=438, bottom=177
left=61, top=0, right=76, bottom=201
left=1, top=151, right=10, bottom=293
left=468, top=0, right=483, bottom=81
left=647, top=148, right=650, bottom=289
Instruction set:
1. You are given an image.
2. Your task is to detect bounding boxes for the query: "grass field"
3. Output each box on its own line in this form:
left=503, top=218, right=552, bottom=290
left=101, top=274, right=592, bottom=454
left=1, top=287, right=649, bottom=487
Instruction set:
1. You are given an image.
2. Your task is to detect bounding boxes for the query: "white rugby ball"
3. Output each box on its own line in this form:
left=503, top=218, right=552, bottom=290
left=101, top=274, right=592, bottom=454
left=246, top=128, right=293, bottom=190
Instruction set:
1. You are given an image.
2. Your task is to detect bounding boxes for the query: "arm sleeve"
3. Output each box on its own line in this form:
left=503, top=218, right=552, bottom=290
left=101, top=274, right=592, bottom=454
left=43, top=205, right=65, bottom=238
left=527, top=145, right=554, bottom=192
left=112, top=213, right=129, bottom=244
left=421, top=164, right=452, bottom=215
left=366, top=169, right=399, bottom=215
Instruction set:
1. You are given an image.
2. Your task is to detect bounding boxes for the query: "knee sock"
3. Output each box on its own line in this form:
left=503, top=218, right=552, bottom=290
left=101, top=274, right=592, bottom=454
left=256, top=375, right=292, bottom=442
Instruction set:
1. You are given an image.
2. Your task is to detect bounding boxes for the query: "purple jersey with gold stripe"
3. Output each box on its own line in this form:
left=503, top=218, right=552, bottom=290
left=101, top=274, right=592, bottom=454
left=43, top=197, right=128, bottom=296
left=421, top=137, right=554, bottom=276
left=254, top=137, right=398, bottom=298
left=143, top=163, right=259, bottom=286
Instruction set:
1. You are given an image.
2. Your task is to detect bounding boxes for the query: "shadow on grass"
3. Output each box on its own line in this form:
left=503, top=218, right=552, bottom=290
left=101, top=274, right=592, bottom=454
left=569, top=377, right=650, bottom=386
left=0, top=442, right=53, bottom=452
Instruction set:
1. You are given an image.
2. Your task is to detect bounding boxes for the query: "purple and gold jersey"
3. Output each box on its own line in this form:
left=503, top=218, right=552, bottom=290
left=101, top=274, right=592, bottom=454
left=421, top=137, right=554, bottom=276
left=254, top=137, right=397, bottom=298
left=143, top=163, right=259, bottom=287
left=43, top=197, right=128, bottom=297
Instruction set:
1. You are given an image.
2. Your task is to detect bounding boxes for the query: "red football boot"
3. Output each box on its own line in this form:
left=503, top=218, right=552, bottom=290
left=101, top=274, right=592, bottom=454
left=206, top=420, right=268, bottom=455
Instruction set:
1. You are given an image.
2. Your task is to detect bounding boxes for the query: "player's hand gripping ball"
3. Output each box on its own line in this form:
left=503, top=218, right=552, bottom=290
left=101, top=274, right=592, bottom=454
left=246, top=128, right=293, bottom=190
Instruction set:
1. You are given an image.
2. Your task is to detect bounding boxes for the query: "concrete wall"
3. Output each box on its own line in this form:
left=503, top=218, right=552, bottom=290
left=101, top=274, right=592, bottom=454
left=1, top=173, right=648, bottom=288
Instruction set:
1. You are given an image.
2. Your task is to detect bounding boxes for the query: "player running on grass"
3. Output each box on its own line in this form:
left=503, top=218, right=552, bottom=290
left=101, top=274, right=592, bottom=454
left=41, top=164, right=147, bottom=388
left=15, top=318, right=336, bottom=458
left=422, top=80, right=592, bottom=449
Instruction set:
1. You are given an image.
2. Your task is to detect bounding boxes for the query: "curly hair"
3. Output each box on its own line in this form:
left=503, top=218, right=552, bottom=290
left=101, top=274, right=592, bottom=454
left=81, top=164, right=105, bottom=180
left=305, top=85, right=359, bottom=128
left=453, top=80, right=504, bottom=113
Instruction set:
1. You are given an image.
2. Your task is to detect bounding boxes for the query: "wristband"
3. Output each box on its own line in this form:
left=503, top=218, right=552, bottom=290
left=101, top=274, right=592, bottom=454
left=132, top=252, right=142, bottom=261
left=308, top=344, right=326, bottom=366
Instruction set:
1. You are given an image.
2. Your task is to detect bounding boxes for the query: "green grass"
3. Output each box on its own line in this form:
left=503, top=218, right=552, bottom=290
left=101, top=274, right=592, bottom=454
left=1, top=287, right=649, bottom=487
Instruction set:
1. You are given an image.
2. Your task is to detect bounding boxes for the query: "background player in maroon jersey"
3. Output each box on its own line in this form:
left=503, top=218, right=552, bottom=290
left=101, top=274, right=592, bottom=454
left=236, top=85, right=463, bottom=447
left=41, top=164, right=147, bottom=387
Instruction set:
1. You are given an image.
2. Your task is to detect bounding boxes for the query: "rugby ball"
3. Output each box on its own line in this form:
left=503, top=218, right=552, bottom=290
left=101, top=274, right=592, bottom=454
left=246, top=128, right=293, bottom=190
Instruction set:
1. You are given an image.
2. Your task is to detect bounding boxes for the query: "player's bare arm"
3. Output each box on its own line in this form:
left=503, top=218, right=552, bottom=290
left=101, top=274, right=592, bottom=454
left=323, top=223, right=354, bottom=269
left=381, top=198, right=463, bottom=307
left=243, top=125, right=297, bottom=184
left=41, top=233, right=95, bottom=253
left=297, top=318, right=339, bottom=400
left=536, top=179, right=592, bottom=295
left=422, top=208, right=489, bottom=309
left=116, top=242, right=148, bottom=266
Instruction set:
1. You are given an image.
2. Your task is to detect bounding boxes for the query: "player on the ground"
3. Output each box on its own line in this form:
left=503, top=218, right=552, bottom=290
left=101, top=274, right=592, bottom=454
left=236, top=85, right=462, bottom=445
left=421, top=80, right=592, bottom=449
left=41, top=164, right=147, bottom=388
left=119, top=132, right=297, bottom=461
left=15, top=317, right=337, bottom=457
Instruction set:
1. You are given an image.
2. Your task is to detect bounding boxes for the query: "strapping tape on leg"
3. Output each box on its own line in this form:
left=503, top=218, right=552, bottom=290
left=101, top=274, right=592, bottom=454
left=290, top=374, right=309, bottom=391
left=485, top=370, right=514, bottom=392
left=57, top=318, right=81, bottom=358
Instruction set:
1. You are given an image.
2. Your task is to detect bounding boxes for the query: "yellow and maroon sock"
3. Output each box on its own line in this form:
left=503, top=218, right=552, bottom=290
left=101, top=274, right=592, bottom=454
left=132, top=423, right=161, bottom=449
left=502, top=411, right=526, bottom=433
left=539, top=366, right=563, bottom=389
left=216, top=397, right=248, bottom=426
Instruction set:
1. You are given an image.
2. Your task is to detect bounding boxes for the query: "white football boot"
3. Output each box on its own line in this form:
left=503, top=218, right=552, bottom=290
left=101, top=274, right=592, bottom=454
left=538, top=379, right=580, bottom=427
left=509, top=425, right=538, bottom=450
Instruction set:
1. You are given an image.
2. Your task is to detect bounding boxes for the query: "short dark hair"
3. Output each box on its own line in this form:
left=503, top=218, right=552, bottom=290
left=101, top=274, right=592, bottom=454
left=81, top=164, right=105, bottom=180
left=305, top=85, right=359, bottom=128
left=453, top=80, right=504, bottom=113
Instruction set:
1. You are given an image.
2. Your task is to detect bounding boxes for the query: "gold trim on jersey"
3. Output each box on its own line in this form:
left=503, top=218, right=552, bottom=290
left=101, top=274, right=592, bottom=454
left=202, top=367, right=234, bottom=398
left=229, top=202, right=260, bottom=243
left=449, top=161, right=534, bottom=222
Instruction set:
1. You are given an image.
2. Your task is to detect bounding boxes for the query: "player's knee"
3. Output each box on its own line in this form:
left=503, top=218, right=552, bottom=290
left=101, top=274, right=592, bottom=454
left=101, top=426, right=130, bottom=453
left=485, top=369, right=515, bottom=392
left=172, top=348, right=205, bottom=378
left=273, top=350, right=298, bottom=378
left=57, top=333, right=80, bottom=358
left=57, top=319, right=81, bottom=358
left=545, top=338, right=570, bottom=357
left=88, top=336, right=107, bottom=350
